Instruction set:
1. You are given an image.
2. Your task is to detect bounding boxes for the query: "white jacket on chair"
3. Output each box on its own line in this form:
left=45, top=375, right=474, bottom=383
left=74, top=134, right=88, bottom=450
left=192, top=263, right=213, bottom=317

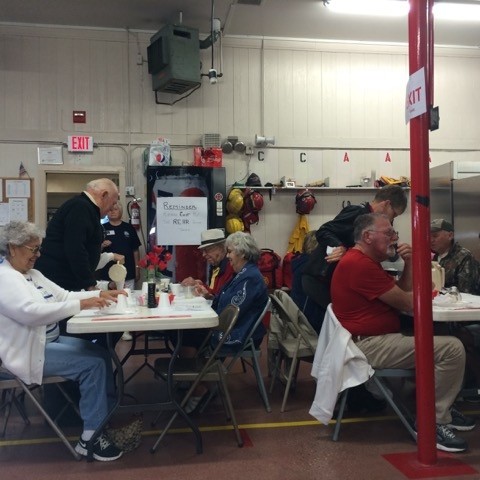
left=309, top=304, right=374, bottom=425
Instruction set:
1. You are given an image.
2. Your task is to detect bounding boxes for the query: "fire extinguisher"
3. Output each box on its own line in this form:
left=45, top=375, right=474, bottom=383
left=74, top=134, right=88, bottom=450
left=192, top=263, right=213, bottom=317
left=127, top=197, right=141, bottom=230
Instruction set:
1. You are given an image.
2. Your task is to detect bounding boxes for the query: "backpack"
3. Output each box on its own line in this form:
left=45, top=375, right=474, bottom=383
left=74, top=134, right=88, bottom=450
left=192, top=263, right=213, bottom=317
left=258, top=249, right=282, bottom=289
left=282, top=251, right=301, bottom=290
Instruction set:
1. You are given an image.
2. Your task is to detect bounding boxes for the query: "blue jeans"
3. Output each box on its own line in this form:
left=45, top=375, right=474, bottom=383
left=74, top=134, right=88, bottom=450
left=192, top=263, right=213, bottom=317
left=42, top=336, right=115, bottom=431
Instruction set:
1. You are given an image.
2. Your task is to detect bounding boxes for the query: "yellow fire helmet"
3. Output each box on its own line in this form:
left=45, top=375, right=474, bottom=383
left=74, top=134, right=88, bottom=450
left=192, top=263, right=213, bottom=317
left=226, top=188, right=244, bottom=215
left=226, top=214, right=244, bottom=234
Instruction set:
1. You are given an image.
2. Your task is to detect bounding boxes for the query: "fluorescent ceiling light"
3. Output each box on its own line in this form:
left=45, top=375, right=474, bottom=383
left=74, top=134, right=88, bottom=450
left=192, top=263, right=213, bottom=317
left=433, top=3, right=480, bottom=22
left=325, top=1, right=480, bottom=21
left=325, top=0, right=409, bottom=17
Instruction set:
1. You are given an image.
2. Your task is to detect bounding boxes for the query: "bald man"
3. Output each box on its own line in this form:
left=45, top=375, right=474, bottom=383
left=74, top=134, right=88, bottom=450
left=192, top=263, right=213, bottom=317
left=36, top=178, right=119, bottom=292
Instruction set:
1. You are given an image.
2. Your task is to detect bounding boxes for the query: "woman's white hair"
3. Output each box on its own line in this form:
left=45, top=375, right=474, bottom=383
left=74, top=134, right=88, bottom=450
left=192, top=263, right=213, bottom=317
left=0, top=221, right=45, bottom=256
left=225, top=231, right=261, bottom=263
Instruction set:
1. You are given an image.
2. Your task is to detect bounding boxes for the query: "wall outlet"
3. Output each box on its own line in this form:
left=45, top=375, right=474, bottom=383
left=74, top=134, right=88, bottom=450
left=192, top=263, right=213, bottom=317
left=126, top=186, right=135, bottom=196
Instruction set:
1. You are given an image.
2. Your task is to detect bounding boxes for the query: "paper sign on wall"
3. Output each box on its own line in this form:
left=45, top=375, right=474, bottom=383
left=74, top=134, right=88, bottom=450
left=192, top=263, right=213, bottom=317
left=156, top=197, right=208, bottom=246
left=405, top=67, right=427, bottom=124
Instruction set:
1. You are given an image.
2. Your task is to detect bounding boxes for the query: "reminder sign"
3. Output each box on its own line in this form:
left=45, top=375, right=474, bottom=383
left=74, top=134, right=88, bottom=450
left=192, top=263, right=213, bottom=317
left=156, top=197, right=208, bottom=246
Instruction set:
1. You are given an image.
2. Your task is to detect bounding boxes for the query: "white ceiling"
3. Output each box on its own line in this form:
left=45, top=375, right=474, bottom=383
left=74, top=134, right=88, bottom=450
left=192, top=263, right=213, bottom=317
left=1, top=0, right=480, bottom=48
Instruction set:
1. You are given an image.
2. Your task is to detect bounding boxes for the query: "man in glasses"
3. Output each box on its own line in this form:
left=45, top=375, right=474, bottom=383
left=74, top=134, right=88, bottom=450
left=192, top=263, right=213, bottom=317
left=331, top=213, right=474, bottom=453
left=303, top=185, right=408, bottom=316
left=302, top=185, right=408, bottom=413
left=431, top=218, right=479, bottom=294
left=431, top=218, right=480, bottom=399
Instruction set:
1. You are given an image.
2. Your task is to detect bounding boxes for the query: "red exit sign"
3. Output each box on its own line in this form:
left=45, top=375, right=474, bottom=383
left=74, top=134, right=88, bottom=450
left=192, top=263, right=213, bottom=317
left=68, top=135, right=94, bottom=152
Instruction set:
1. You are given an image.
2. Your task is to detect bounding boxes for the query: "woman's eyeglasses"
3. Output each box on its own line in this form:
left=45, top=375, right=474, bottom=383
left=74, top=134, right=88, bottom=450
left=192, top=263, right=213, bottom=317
left=22, top=245, right=42, bottom=254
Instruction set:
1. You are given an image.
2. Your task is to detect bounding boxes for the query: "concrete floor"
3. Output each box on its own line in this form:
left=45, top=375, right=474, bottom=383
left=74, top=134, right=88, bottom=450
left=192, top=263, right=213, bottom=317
left=1, top=336, right=480, bottom=480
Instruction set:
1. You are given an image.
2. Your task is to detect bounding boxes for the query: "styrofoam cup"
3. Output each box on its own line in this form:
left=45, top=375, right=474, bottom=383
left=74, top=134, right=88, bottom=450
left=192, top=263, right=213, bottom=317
left=170, top=283, right=182, bottom=296
left=116, top=294, right=128, bottom=313
left=158, top=292, right=170, bottom=309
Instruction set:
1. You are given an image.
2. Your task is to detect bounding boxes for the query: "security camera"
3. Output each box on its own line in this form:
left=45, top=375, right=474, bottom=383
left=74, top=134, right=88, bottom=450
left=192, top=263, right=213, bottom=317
left=208, top=69, right=218, bottom=84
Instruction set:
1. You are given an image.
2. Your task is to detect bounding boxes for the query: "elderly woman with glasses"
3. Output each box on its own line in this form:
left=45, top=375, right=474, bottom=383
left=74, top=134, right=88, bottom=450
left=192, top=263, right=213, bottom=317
left=0, top=221, right=124, bottom=461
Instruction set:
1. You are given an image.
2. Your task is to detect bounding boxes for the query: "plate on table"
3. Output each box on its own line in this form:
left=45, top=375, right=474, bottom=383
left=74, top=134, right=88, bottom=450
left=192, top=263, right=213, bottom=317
left=172, top=296, right=209, bottom=311
left=433, top=299, right=480, bottom=310
left=94, top=305, right=136, bottom=315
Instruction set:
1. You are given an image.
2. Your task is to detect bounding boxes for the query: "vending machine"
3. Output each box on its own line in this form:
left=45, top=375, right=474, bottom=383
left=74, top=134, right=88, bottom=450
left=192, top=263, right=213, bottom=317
left=146, top=166, right=226, bottom=282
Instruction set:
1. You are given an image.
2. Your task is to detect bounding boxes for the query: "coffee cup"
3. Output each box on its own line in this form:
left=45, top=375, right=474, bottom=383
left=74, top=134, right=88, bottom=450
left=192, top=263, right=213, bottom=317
left=158, top=292, right=171, bottom=309
left=116, top=294, right=128, bottom=313
left=170, top=283, right=183, bottom=296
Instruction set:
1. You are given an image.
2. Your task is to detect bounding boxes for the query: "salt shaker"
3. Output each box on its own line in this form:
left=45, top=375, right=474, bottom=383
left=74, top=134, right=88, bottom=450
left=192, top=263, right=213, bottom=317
left=449, top=286, right=462, bottom=303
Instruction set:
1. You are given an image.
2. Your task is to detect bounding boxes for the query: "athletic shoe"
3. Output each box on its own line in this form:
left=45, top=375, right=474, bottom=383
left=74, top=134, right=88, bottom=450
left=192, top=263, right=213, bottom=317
left=448, top=407, right=476, bottom=432
left=121, top=331, right=133, bottom=341
left=436, top=424, right=468, bottom=453
left=75, top=433, right=123, bottom=461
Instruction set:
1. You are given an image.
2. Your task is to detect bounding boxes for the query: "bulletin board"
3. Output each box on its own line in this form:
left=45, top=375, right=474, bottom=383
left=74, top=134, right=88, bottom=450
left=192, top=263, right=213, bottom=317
left=0, top=178, right=34, bottom=226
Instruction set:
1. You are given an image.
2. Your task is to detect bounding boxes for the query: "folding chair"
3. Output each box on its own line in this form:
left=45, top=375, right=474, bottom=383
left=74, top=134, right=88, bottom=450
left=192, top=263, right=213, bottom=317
left=0, top=360, right=81, bottom=460
left=201, top=298, right=272, bottom=413
left=333, top=369, right=416, bottom=441
left=151, top=304, right=243, bottom=452
left=310, top=304, right=416, bottom=442
left=269, top=290, right=318, bottom=412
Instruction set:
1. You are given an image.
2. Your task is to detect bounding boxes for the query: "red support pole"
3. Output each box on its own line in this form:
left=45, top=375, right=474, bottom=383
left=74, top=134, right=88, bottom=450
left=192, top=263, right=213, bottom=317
left=408, top=0, right=437, bottom=465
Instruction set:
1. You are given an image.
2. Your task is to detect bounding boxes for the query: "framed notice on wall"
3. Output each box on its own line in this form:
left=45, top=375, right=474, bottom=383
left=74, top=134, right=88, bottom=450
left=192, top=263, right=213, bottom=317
left=156, top=197, right=208, bottom=246
left=0, top=178, right=34, bottom=226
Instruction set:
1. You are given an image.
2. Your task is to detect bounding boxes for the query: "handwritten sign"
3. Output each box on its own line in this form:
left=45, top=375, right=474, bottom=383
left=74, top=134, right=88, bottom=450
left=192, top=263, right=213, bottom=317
left=156, top=197, right=208, bottom=246
left=405, top=67, right=427, bottom=124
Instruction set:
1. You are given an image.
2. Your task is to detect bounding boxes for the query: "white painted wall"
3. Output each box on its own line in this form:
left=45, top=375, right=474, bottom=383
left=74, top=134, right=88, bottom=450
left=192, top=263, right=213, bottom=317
left=1, top=24, right=480, bottom=256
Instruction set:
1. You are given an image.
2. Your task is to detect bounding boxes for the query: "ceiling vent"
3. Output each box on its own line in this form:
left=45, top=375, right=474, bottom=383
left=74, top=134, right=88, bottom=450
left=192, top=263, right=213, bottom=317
left=238, top=0, right=264, bottom=4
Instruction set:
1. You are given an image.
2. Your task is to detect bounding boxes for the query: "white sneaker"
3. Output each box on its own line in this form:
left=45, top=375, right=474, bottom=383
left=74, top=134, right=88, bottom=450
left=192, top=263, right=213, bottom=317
left=122, top=331, right=132, bottom=341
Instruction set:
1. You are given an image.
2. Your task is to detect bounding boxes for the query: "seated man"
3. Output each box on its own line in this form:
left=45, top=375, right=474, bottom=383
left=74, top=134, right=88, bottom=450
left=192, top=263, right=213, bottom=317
left=431, top=218, right=480, bottom=391
left=331, top=213, right=474, bottom=453
left=431, top=218, right=479, bottom=293
left=181, top=228, right=234, bottom=299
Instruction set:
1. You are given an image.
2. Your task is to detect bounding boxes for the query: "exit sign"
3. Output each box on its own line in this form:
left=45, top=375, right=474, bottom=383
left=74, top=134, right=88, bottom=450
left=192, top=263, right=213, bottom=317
left=68, top=135, right=94, bottom=152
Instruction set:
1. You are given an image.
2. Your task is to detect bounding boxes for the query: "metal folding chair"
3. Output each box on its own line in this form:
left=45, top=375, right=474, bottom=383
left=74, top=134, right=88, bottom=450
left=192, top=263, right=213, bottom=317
left=0, top=360, right=81, bottom=459
left=315, top=306, right=417, bottom=442
left=201, top=298, right=272, bottom=413
left=269, top=290, right=318, bottom=412
left=333, top=369, right=417, bottom=441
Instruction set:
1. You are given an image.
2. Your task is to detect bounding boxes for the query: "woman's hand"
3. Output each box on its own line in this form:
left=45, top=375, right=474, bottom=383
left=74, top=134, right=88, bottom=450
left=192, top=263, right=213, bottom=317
left=80, top=297, right=111, bottom=310
left=100, top=290, right=125, bottom=302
